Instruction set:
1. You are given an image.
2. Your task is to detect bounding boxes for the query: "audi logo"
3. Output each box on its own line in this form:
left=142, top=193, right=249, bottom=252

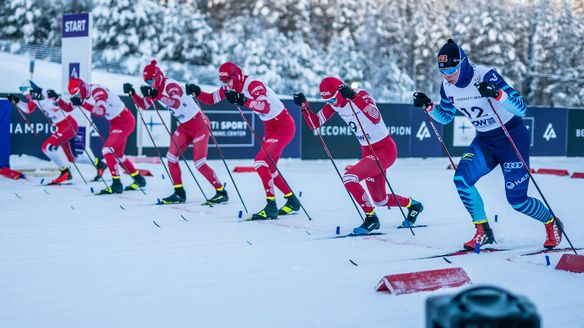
left=503, top=162, right=523, bottom=169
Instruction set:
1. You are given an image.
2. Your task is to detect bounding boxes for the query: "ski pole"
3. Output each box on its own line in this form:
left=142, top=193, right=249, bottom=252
left=33, top=101, right=89, bottom=185
left=193, top=98, right=248, bottom=213
left=233, top=104, right=312, bottom=220
left=299, top=100, right=364, bottom=221
left=13, top=101, right=90, bottom=186
left=487, top=98, right=577, bottom=254
left=347, top=100, right=414, bottom=236
left=148, top=105, right=211, bottom=203
left=414, top=96, right=457, bottom=169
left=130, top=101, right=175, bottom=187
left=75, top=104, right=146, bottom=195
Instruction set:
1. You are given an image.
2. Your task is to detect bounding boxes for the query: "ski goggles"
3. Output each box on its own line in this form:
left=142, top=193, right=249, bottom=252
left=324, top=91, right=338, bottom=104
left=19, top=86, right=30, bottom=92
left=439, top=64, right=460, bottom=76
left=145, top=79, right=153, bottom=85
left=439, top=57, right=464, bottom=76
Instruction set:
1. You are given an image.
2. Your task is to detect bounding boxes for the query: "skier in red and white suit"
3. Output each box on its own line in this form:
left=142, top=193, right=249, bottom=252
left=60, top=78, right=147, bottom=195
left=294, top=77, right=423, bottom=234
left=185, top=62, right=301, bottom=220
left=125, top=60, right=227, bottom=205
left=8, top=81, right=78, bottom=185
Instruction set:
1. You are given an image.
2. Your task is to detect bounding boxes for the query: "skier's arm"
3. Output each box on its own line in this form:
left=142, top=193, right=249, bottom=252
left=57, top=98, right=74, bottom=112
left=292, top=93, right=335, bottom=130
left=131, top=92, right=153, bottom=110
left=197, top=86, right=226, bottom=105
left=483, top=69, right=527, bottom=117
left=15, top=98, right=36, bottom=114
left=83, top=88, right=109, bottom=117
left=244, top=80, right=271, bottom=115
left=426, top=85, right=457, bottom=124
left=352, top=90, right=381, bottom=124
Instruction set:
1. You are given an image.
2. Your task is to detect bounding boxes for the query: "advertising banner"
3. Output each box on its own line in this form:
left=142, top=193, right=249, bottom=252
left=0, top=99, right=11, bottom=167
left=567, top=108, right=584, bottom=157
left=526, top=107, right=567, bottom=156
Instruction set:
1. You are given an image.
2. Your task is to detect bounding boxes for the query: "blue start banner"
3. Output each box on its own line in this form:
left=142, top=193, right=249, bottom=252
left=62, top=13, right=90, bottom=38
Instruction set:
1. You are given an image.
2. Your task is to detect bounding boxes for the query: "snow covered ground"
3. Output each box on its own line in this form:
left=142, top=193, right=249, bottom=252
left=1, top=156, right=583, bottom=328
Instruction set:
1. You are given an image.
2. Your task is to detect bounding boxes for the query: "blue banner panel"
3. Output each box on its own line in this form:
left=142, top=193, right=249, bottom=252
left=526, top=107, right=567, bottom=156
left=62, top=13, right=90, bottom=38
left=9, top=99, right=55, bottom=161
left=567, top=108, right=584, bottom=157
left=378, top=103, right=412, bottom=157
left=0, top=99, right=11, bottom=167
left=410, top=107, right=445, bottom=157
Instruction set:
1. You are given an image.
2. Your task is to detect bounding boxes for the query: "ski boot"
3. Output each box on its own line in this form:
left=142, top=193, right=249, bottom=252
left=203, top=187, right=229, bottom=205
left=96, top=177, right=123, bottom=195
left=279, top=192, right=301, bottom=215
left=92, top=157, right=107, bottom=182
left=353, top=211, right=381, bottom=235
left=399, top=198, right=424, bottom=228
left=463, top=221, right=496, bottom=250
left=544, top=217, right=563, bottom=249
left=248, top=199, right=278, bottom=221
left=49, top=167, right=72, bottom=185
left=124, top=171, right=147, bottom=191
left=159, top=186, right=186, bottom=204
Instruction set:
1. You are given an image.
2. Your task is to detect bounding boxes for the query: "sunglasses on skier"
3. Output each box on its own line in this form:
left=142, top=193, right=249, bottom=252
left=324, top=91, right=338, bottom=104
left=439, top=65, right=460, bottom=76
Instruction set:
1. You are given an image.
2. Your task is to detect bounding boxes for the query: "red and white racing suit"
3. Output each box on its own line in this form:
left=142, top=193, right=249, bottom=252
left=131, top=77, right=222, bottom=190
left=197, top=76, right=295, bottom=198
left=59, top=85, right=138, bottom=178
left=17, top=94, right=78, bottom=168
left=302, top=90, right=410, bottom=213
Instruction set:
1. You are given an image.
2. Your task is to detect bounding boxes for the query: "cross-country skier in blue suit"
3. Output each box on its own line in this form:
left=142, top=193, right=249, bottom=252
left=413, top=39, right=562, bottom=250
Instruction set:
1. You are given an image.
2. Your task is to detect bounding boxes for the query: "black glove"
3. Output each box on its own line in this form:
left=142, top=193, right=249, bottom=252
left=413, top=92, right=432, bottom=109
left=475, top=82, right=499, bottom=98
left=46, top=89, right=59, bottom=100
left=338, top=84, right=356, bottom=100
left=140, top=85, right=158, bottom=98
left=225, top=90, right=247, bottom=105
left=293, top=93, right=307, bottom=107
left=7, top=94, right=19, bottom=104
left=70, top=96, right=83, bottom=106
left=30, top=88, right=43, bottom=100
left=185, top=83, right=201, bottom=97
left=123, top=83, right=136, bottom=95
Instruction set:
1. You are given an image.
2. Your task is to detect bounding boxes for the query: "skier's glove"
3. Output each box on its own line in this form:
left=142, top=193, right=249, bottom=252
left=123, top=83, right=136, bottom=95
left=293, top=93, right=307, bottom=109
left=413, top=92, right=432, bottom=111
left=475, top=82, right=500, bottom=98
left=225, top=90, right=247, bottom=105
left=46, top=89, right=59, bottom=100
left=71, top=96, right=83, bottom=106
left=140, top=85, right=158, bottom=98
left=338, top=84, right=356, bottom=100
left=7, top=94, right=19, bottom=104
left=185, top=83, right=201, bottom=97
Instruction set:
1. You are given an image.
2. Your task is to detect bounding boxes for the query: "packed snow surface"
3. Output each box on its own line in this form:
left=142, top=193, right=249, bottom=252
left=1, top=156, right=583, bottom=327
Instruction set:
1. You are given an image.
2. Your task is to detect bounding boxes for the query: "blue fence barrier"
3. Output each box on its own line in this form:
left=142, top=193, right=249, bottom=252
left=3, top=92, right=583, bottom=163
